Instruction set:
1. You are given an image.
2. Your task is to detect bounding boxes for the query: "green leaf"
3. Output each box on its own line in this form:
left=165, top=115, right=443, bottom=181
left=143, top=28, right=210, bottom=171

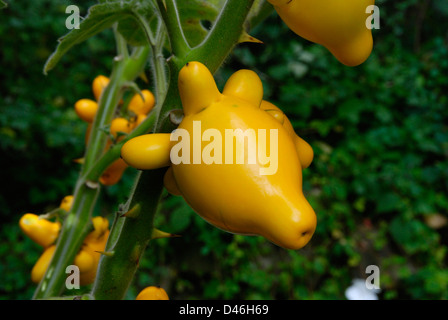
left=117, top=3, right=157, bottom=47
left=44, top=1, right=138, bottom=74
left=389, top=217, right=438, bottom=255
left=117, top=17, right=147, bottom=47
left=177, top=0, right=220, bottom=47
left=169, top=203, right=192, bottom=233
left=0, top=0, right=7, bottom=9
left=376, top=193, right=403, bottom=213
left=433, top=1, right=448, bottom=16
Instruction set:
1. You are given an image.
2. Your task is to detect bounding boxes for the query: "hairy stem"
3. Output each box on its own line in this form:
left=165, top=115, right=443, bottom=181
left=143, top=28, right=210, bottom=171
left=156, top=0, right=190, bottom=57
left=186, top=0, right=256, bottom=72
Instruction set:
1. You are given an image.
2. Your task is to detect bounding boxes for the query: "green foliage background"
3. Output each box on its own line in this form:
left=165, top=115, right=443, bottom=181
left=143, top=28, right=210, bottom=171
left=1, top=0, right=447, bottom=300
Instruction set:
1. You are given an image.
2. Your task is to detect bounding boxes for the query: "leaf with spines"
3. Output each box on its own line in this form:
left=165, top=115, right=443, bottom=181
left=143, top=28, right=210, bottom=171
left=44, top=0, right=154, bottom=74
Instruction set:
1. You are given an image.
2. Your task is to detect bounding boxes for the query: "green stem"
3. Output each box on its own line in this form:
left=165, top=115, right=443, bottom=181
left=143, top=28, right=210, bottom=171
left=186, top=0, right=256, bottom=72
left=152, top=21, right=168, bottom=105
left=134, top=11, right=157, bottom=47
left=114, top=23, right=129, bottom=60
left=32, top=183, right=99, bottom=299
left=91, top=169, right=166, bottom=300
left=155, top=60, right=183, bottom=133
left=156, top=0, right=190, bottom=57
left=155, top=0, right=256, bottom=132
left=32, top=39, right=150, bottom=299
left=84, top=16, right=169, bottom=182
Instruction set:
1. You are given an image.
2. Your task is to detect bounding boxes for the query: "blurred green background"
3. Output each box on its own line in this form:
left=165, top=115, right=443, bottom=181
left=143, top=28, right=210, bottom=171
left=1, top=0, right=447, bottom=300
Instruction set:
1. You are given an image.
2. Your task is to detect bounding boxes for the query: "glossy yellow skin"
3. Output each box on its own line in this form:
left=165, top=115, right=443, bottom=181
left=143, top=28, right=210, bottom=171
left=128, top=90, right=155, bottom=115
left=59, top=195, right=74, bottom=212
left=132, top=114, right=147, bottom=128
left=268, top=0, right=375, bottom=66
left=163, top=167, right=181, bottom=196
left=73, top=250, right=95, bottom=273
left=74, top=99, right=98, bottom=123
left=110, top=117, right=133, bottom=141
left=19, top=213, right=61, bottom=248
left=260, top=100, right=313, bottom=169
left=136, top=286, right=169, bottom=300
left=31, top=245, right=56, bottom=283
left=85, top=216, right=109, bottom=241
left=92, top=75, right=110, bottom=101
left=121, top=134, right=172, bottom=170
left=98, top=117, right=134, bottom=186
left=122, top=62, right=316, bottom=250
left=222, top=69, right=263, bottom=107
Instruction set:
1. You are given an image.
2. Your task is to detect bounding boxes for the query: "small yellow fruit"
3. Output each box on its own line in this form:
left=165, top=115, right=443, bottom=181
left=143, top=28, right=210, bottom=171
left=74, top=99, right=98, bottom=123
left=92, top=75, right=110, bottom=101
left=136, top=286, right=169, bottom=300
left=31, top=245, right=56, bottom=283
left=59, top=195, right=74, bottom=212
left=128, top=90, right=155, bottom=115
left=19, top=214, right=61, bottom=248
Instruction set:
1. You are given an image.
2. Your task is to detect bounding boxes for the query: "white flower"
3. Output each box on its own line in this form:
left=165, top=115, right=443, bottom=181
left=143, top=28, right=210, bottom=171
left=345, top=279, right=381, bottom=300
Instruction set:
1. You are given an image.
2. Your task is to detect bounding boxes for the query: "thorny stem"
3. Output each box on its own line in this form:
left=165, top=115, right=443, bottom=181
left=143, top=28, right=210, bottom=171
left=32, top=29, right=149, bottom=299
left=91, top=169, right=166, bottom=300
left=156, top=0, right=190, bottom=57
left=186, top=0, right=257, bottom=73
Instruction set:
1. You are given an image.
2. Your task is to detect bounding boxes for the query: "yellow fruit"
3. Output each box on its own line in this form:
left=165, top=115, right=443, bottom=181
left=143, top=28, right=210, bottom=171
left=122, top=62, right=317, bottom=250
left=59, top=195, right=74, bottom=212
left=120, top=134, right=172, bottom=170
left=136, top=286, right=169, bottom=300
left=74, top=99, right=98, bottom=123
left=99, top=158, right=128, bottom=186
left=31, top=245, right=56, bottom=283
left=268, top=0, right=375, bottom=66
left=260, top=100, right=314, bottom=169
left=19, top=213, right=61, bottom=248
left=92, top=75, right=110, bottom=101
left=128, top=90, right=155, bottom=115
left=110, top=117, right=133, bottom=142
